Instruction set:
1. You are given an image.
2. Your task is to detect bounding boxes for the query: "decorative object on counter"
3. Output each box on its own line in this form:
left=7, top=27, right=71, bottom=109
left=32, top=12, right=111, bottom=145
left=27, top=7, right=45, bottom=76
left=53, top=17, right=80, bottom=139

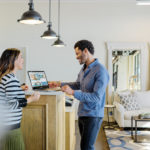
left=52, top=0, right=65, bottom=47
left=18, top=0, right=45, bottom=25
left=41, top=0, right=57, bottom=39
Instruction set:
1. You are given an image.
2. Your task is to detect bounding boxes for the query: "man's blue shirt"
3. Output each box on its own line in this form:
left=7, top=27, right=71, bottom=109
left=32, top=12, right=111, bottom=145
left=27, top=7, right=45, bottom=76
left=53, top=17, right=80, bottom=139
left=62, top=59, right=109, bottom=117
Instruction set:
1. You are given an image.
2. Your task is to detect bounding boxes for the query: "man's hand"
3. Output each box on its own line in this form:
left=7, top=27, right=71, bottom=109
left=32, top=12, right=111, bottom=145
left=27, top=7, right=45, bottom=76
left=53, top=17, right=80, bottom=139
left=61, top=85, right=74, bottom=95
left=48, top=81, right=61, bottom=88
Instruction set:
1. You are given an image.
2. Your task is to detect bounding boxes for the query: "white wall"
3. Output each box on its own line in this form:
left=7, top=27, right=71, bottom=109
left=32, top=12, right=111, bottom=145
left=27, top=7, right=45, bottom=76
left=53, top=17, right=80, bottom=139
left=0, top=1, right=150, bottom=90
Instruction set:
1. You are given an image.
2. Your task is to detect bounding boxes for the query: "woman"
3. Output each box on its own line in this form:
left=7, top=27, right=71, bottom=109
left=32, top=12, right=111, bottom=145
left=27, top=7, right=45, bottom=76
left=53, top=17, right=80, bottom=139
left=0, top=48, right=40, bottom=150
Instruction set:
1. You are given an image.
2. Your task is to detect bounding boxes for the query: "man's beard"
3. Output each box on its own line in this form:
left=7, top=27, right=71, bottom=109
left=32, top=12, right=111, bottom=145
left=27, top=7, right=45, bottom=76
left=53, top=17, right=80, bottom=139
left=79, top=55, right=86, bottom=65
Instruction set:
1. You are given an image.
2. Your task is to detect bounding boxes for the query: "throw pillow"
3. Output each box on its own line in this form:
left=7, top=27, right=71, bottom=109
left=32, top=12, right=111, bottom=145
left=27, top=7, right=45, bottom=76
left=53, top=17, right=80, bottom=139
left=118, top=93, right=141, bottom=111
left=114, top=90, right=131, bottom=103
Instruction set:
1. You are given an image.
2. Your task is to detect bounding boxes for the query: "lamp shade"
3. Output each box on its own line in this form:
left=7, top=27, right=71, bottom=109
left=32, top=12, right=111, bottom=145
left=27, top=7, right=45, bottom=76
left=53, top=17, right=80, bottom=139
left=18, top=1, right=45, bottom=25
left=52, top=36, right=65, bottom=47
left=41, top=24, right=57, bottom=39
left=18, top=10, right=45, bottom=25
left=41, top=0, right=56, bottom=39
left=52, top=0, right=66, bottom=47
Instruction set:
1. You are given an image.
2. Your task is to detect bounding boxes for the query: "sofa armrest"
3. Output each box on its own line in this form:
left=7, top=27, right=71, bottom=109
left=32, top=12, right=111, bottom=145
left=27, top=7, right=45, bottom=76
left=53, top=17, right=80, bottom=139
left=114, top=101, right=125, bottom=113
left=113, top=101, right=125, bottom=127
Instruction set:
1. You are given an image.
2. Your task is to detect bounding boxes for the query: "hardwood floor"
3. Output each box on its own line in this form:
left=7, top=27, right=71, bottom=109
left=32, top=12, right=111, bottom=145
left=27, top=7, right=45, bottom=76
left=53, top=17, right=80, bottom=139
left=75, top=121, right=110, bottom=150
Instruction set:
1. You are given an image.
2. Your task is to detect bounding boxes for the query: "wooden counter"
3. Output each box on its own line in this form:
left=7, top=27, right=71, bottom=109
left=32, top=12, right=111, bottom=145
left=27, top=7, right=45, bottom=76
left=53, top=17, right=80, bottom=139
left=65, top=101, right=76, bottom=150
left=21, top=91, right=65, bottom=150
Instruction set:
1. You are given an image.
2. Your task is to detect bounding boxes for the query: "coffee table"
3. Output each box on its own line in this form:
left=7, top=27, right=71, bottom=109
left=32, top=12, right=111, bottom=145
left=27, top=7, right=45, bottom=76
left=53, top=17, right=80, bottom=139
left=131, top=116, right=150, bottom=142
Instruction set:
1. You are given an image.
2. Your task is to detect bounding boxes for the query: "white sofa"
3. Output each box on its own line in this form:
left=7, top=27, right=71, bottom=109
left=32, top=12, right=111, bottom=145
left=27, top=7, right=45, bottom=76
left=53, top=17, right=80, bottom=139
left=114, top=90, right=150, bottom=128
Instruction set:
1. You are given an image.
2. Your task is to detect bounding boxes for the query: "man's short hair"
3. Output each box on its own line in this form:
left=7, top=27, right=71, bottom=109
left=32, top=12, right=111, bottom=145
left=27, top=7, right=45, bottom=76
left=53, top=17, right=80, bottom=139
left=74, top=40, right=94, bottom=55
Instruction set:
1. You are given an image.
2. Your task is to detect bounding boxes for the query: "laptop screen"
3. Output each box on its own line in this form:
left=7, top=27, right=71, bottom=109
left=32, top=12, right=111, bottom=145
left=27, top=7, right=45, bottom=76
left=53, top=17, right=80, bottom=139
left=28, top=71, right=49, bottom=89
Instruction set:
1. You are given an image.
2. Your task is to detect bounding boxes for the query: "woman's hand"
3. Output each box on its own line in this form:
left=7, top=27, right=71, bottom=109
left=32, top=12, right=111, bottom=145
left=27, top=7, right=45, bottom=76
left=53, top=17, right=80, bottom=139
left=21, top=84, right=28, bottom=91
left=27, top=92, right=40, bottom=103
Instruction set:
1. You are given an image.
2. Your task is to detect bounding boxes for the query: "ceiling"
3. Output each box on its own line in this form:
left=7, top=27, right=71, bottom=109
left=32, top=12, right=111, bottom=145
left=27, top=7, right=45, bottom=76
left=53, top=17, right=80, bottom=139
left=0, top=0, right=136, bottom=2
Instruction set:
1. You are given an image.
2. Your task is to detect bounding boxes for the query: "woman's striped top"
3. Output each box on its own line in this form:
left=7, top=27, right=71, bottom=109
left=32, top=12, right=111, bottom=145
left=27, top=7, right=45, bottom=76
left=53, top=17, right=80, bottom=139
left=0, top=73, right=27, bottom=128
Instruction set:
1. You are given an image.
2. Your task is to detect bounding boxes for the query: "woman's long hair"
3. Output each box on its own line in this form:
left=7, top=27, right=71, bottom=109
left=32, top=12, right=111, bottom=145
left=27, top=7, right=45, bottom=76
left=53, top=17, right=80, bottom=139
left=0, top=48, right=20, bottom=81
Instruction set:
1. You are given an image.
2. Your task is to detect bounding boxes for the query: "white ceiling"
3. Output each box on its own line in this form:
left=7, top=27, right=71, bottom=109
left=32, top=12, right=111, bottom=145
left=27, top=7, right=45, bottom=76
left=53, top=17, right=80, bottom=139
left=0, top=0, right=136, bottom=2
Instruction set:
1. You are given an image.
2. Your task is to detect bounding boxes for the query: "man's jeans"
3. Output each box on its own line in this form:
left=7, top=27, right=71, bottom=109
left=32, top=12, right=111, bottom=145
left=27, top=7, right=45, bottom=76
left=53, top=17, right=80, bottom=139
left=78, top=117, right=103, bottom=150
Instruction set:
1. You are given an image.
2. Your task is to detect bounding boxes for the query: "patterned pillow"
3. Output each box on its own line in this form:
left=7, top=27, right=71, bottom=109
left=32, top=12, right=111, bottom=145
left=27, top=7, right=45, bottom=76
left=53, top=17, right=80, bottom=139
left=118, top=93, right=141, bottom=111
left=115, top=90, right=131, bottom=103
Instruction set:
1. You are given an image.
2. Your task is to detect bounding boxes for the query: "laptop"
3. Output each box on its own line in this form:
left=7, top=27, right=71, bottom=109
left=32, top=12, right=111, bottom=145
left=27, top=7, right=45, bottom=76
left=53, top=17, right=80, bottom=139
left=28, top=71, right=60, bottom=91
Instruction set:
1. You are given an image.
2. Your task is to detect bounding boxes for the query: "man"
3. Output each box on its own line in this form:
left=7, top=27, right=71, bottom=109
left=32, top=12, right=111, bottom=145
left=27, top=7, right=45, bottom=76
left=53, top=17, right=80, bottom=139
left=50, top=40, right=109, bottom=150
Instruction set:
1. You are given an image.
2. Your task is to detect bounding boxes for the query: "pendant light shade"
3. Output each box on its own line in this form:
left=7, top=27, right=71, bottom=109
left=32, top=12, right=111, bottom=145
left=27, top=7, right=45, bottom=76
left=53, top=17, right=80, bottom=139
left=41, top=0, right=56, bottom=39
left=52, top=36, right=65, bottom=47
left=18, top=0, right=45, bottom=25
left=52, top=0, right=65, bottom=47
left=41, top=23, right=57, bottom=39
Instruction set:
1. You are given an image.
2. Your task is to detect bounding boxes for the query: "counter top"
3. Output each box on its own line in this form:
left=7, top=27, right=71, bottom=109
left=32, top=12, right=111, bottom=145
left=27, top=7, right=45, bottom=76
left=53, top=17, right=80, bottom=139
left=25, top=90, right=64, bottom=96
left=26, top=90, right=76, bottom=112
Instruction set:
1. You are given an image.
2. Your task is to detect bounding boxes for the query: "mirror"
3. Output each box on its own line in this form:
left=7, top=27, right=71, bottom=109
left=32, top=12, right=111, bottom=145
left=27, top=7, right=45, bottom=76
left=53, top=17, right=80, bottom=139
left=107, top=42, right=148, bottom=104
left=112, top=49, right=140, bottom=92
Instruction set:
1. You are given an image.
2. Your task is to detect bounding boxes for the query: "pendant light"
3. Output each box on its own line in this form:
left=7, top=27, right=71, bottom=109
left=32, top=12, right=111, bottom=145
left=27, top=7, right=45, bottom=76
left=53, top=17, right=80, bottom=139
left=52, top=0, right=65, bottom=47
left=41, top=0, right=57, bottom=39
left=17, top=0, right=45, bottom=25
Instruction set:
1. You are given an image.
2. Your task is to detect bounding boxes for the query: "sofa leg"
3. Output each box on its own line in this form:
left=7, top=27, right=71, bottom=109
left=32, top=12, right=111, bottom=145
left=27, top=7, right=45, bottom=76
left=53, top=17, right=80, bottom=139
left=120, top=127, right=124, bottom=131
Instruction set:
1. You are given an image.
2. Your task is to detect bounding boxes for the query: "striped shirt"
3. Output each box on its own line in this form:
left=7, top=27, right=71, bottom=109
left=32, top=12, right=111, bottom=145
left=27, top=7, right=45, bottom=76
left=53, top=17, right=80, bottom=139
left=0, top=73, right=27, bottom=127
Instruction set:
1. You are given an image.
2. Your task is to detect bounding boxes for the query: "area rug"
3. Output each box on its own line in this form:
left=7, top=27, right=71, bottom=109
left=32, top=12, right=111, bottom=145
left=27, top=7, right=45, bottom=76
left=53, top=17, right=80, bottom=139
left=105, top=129, right=150, bottom=150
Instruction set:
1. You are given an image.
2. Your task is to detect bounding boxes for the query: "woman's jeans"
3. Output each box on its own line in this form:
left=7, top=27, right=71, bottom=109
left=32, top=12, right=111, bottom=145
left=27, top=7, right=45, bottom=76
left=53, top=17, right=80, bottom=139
left=78, top=117, right=103, bottom=150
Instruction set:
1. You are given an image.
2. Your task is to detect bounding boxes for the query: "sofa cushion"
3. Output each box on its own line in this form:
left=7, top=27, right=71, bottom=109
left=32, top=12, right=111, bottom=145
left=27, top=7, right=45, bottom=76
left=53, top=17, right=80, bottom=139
left=118, top=92, right=141, bottom=111
left=124, top=108, right=150, bottom=120
left=134, top=91, right=150, bottom=108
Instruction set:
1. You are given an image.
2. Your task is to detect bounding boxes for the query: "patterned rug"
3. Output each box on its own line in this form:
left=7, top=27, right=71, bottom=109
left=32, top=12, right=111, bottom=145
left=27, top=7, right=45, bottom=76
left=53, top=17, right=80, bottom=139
left=105, top=129, right=150, bottom=150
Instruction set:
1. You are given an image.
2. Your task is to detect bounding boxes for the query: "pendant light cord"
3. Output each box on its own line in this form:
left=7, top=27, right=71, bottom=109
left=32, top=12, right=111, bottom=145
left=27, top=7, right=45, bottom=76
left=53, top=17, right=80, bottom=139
left=29, top=0, right=33, bottom=10
left=49, top=0, right=51, bottom=24
left=58, top=0, right=60, bottom=36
